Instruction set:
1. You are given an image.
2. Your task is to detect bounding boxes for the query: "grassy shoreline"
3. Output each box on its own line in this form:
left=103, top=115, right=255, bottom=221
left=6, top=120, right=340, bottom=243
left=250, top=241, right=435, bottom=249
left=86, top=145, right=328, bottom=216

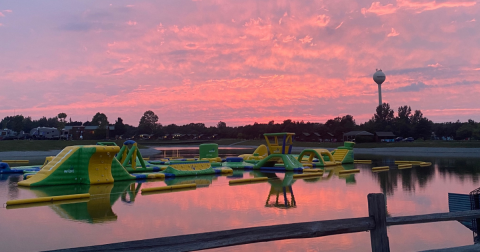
left=0, top=140, right=136, bottom=152
left=0, top=139, right=479, bottom=152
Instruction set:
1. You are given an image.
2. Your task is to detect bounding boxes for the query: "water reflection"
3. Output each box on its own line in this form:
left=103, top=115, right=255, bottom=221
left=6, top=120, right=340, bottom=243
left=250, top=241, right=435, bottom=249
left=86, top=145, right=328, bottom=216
left=18, top=181, right=136, bottom=223
left=165, top=174, right=218, bottom=188
left=4, top=153, right=480, bottom=251
left=12, top=174, right=224, bottom=223
left=245, top=165, right=359, bottom=209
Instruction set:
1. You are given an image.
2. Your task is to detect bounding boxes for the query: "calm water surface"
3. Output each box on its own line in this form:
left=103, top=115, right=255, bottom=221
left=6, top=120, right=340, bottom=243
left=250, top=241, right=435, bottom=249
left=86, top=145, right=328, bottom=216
left=1, top=149, right=480, bottom=251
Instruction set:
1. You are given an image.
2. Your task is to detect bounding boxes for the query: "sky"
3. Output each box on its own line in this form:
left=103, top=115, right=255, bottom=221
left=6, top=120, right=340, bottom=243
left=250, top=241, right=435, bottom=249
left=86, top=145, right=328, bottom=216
left=0, top=0, right=479, bottom=126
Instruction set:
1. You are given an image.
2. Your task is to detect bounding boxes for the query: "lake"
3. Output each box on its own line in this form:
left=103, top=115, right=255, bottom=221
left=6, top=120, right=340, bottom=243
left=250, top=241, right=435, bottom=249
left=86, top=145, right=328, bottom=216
left=1, top=147, right=480, bottom=251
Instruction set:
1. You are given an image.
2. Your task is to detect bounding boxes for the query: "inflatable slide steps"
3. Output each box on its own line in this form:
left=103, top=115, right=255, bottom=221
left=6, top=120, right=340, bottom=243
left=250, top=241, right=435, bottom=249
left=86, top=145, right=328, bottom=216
left=332, top=149, right=349, bottom=162
left=18, top=146, right=136, bottom=187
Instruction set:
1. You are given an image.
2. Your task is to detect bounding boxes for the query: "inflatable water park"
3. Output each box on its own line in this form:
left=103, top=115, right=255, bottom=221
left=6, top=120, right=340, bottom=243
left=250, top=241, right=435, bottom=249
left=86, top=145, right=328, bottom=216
left=2, top=132, right=432, bottom=207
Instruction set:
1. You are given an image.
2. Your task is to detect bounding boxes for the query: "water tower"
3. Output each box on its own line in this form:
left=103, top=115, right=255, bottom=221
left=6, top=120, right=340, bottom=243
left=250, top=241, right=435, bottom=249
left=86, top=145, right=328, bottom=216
left=373, top=69, right=386, bottom=106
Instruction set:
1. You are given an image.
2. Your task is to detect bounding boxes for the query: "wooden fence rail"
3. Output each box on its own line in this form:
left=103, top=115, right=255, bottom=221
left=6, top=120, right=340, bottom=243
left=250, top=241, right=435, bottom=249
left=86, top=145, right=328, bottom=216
left=51, top=194, right=480, bottom=252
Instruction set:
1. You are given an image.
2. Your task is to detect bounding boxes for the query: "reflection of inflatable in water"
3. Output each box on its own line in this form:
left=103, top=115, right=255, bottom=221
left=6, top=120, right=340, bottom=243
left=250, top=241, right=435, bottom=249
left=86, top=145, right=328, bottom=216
left=19, top=181, right=137, bottom=223
left=263, top=172, right=297, bottom=209
left=164, top=174, right=217, bottom=188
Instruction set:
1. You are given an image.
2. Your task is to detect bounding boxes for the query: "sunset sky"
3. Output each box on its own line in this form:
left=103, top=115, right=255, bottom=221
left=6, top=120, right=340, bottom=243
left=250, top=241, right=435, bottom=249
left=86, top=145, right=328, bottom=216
left=0, top=0, right=479, bottom=126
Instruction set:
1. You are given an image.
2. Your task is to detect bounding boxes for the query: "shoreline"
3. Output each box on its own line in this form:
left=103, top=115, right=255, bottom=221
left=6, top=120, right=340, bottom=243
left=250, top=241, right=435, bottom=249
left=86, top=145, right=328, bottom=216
left=227, top=145, right=480, bottom=158
left=1, top=146, right=479, bottom=162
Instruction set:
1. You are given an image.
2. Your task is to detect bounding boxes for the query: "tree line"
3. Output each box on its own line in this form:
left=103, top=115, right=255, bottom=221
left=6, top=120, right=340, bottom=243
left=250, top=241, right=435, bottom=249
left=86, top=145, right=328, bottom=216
left=1, top=104, right=478, bottom=141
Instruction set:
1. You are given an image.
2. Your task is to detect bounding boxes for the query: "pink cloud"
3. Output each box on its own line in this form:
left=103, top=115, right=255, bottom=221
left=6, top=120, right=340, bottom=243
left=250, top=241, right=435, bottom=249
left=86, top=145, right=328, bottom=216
left=398, top=0, right=476, bottom=12
left=387, top=28, right=400, bottom=37
left=1, top=0, right=480, bottom=125
left=428, top=63, right=441, bottom=68
left=0, top=12, right=4, bottom=17
left=313, top=15, right=330, bottom=27
left=299, top=35, right=312, bottom=44
left=335, top=21, right=344, bottom=29
left=282, top=35, right=296, bottom=43
left=362, top=2, right=397, bottom=16
left=126, top=20, right=137, bottom=26
left=3, top=10, right=12, bottom=13
left=363, top=0, right=476, bottom=16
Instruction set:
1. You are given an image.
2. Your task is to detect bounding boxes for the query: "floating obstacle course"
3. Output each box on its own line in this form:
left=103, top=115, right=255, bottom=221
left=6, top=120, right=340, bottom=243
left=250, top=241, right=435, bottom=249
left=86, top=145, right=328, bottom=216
left=253, top=133, right=304, bottom=171
left=297, top=149, right=337, bottom=167
left=18, top=145, right=136, bottom=187
left=330, top=142, right=355, bottom=164
left=0, top=162, right=41, bottom=174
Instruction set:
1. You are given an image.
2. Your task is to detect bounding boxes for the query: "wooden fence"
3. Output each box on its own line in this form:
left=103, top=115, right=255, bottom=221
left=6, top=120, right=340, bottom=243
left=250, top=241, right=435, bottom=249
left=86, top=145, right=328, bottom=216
left=53, top=193, right=480, bottom=252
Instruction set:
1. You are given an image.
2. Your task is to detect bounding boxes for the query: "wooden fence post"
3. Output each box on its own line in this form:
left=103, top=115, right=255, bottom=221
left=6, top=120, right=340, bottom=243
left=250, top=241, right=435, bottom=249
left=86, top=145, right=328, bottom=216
left=368, top=193, right=390, bottom=252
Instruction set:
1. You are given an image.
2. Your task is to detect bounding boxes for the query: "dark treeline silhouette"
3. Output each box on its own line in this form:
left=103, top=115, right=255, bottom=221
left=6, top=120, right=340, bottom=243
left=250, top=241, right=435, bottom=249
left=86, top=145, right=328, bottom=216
left=1, top=103, right=479, bottom=141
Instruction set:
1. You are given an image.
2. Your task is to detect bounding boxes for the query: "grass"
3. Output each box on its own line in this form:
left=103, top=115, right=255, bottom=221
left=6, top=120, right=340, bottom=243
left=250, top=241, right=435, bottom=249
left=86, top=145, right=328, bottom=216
left=0, top=139, right=479, bottom=152
left=0, top=140, right=147, bottom=152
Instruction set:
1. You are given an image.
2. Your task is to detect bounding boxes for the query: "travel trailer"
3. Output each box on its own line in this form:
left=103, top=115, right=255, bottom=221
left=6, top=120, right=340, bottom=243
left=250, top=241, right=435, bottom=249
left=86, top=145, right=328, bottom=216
left=0, top=129, right=17, bottom=140
left=30, top=127, right=61, bottom=140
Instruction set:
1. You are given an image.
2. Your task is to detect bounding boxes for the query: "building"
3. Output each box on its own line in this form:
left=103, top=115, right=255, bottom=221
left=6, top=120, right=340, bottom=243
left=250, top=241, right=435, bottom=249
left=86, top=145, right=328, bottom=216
left=343, top=131, right=374, bottom=142
left=375, top=132, right=396, bottom=142
left=63, top=125, right=115, bottom=140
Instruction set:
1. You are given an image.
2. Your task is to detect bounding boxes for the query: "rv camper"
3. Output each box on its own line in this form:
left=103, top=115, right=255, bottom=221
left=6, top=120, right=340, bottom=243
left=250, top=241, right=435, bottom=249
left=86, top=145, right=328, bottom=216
left=0, top=129, right=17, bottom=140
left=30, top=127, right=61, bottom=140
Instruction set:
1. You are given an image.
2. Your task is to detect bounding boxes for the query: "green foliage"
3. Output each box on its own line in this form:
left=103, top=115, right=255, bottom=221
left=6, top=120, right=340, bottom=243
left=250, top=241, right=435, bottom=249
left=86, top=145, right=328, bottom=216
left=92, top=112, right=109, bottom=128
left=91, top=112, right=109, bottom=139
left=57, top=113, right=67, bottom=122
left=456, top=124, right=475, bottom=140
left=138, top=110, right=159, bottom=134
left=1, top=115, right=26, bottom=133
left=114, top=117, right=127, bottom=136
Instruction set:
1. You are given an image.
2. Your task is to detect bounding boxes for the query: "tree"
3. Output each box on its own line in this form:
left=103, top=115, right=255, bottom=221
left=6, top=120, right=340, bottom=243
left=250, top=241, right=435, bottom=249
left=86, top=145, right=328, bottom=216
left=397, top=106, right=412, bottom=123
left=410, top=110, right=424, bottom=125
left=374, top=103, right=395, bottom=123
left=138, top=110, right=159, bottom=134
left=92, top=112, right=109, bottom=127
left=217, top=121, right=226, bottom=129
left=395, top=105, right=412, bottom=137
left=57, top=113, right=67, bottom=140
left=22, top=117, right=34, bottom=133
left=1, top=115, right=25, bottom=133
left=58, top=113, right=67, bottom=123
left=456, top=124, right=475, bottom=140
left=91, top=112, right=109, bottom=139
left=114, top=117, right=127, bottom=137
left=374, top=103, right=395, bottom=131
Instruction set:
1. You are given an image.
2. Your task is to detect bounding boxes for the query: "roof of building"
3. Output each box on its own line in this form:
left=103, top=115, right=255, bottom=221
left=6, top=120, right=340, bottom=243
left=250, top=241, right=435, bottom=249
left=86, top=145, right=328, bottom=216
left=343, top=131, right=374, bottom=137
left=64, top=125, right=114, bottom=130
